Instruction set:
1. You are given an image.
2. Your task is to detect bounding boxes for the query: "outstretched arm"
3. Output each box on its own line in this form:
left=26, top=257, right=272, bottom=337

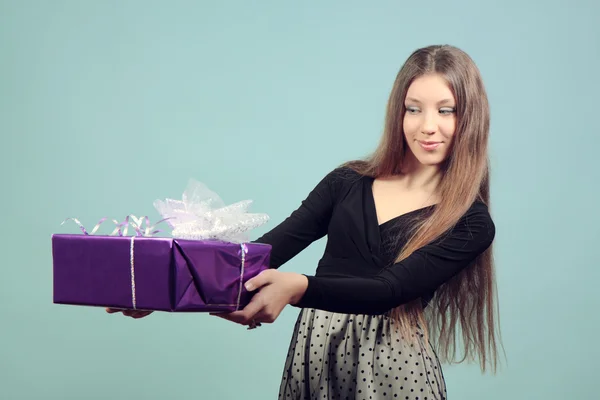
left=294, top=203, right=495, bottom=314
left=225, top=202, right=494, bottom=325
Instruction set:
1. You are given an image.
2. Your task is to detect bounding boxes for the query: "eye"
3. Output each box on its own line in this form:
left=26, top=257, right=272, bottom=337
left=439, top=107, right=456, bottom=115
left=405, top=106, right=420, bottom=114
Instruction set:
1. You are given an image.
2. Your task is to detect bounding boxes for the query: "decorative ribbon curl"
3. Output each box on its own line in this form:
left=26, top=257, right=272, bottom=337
left=61, top=215, right=171, bottom=237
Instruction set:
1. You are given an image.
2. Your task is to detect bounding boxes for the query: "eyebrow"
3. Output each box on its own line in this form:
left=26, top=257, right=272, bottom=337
left=405, top=97, right=455, bottom=105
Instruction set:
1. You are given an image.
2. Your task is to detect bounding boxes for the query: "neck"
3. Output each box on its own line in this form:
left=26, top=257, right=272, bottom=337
left=398, top=153, right=443, bottom=194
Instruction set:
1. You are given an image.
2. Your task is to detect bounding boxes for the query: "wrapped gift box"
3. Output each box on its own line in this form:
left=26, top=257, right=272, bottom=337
left=52, top=179, right=271, bottom=312
left=52, top=235, right=271, bottom=312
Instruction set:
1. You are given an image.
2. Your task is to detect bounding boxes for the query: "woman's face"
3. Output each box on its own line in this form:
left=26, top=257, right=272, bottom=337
left=402, top=73, right=457, bottom=167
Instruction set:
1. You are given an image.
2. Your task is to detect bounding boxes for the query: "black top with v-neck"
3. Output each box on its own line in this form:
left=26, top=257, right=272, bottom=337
left=254, top=167, right=495, bottom=315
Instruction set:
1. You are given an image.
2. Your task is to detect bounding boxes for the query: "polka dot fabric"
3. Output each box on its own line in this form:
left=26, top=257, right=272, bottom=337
left=278, top=308, right=447, bottom=400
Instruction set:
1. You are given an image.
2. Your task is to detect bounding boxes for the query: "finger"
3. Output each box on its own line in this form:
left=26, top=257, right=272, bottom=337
left=123, top=310, right=146, bottom=317
left=244, top=269, right=274, bottom=292
left=252, top=309, right=273, bottom=324
left=215, top=315, right=243, bottom=325
left=215, top=311, right=247, bottom=324
left=210, top=311, right=254, bottom=326
left=131, top=311, right=152, bottom=319
left=106, top=308, right=122, bottom=313
left=211, top=313, right=239, bottom=323
left=231, top=297, right=265, bottom=325
left=209, top=311, right=232, bottom=317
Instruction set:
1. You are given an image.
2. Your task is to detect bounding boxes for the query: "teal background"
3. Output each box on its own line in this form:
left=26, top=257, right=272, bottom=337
left=1, top=1, right=598, bottom=399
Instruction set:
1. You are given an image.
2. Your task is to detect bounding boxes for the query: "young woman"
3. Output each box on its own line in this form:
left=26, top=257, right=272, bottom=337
left=111, top=44, right=501, bottom=400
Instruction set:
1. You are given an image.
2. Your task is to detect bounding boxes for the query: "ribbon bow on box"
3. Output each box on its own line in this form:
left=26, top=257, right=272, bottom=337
left=62, top=179, right=269, bottom=242
left=153, top=179, right=269, bottom=243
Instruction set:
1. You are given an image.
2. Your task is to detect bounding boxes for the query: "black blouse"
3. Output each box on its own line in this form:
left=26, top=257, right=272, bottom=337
left=254, top=167, right=495, bottom=315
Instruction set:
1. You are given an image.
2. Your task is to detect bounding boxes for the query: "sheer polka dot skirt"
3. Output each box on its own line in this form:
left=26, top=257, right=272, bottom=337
left=278, top=308, right=447, bottom=400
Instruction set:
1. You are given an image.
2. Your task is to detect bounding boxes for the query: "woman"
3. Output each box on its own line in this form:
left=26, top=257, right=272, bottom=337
left=111, top=44, right=501, bottom=400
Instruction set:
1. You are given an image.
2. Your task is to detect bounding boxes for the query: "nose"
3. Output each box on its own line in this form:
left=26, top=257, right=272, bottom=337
left=421, top=114, right=437, bottom=135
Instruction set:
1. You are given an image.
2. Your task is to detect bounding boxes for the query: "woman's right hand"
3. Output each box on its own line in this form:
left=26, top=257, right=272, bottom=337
left=105, top=308, right=153, bottom=319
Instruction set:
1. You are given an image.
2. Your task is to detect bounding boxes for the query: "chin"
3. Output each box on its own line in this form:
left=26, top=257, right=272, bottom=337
left=412, top=151, right=447, bottom=167
left=417, top=158, right=445, bottom=167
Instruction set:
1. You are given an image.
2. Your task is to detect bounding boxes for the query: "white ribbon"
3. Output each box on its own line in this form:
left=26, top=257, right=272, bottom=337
left=153, top=179, right=269, bottom=243
left=130, top=236, right=137, bottom=309
left=235, top=243, right=247, bottom=311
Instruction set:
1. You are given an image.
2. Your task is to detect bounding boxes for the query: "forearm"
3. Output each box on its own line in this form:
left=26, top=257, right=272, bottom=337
left=293, top=275, right=396, bottom=315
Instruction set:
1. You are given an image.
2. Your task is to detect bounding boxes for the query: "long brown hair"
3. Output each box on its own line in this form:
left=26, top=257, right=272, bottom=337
left=345, top=45, right=502, bottom=373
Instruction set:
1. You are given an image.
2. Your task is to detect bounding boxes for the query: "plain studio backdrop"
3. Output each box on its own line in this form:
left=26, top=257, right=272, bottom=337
left=1, top=1, right=598, bottom=399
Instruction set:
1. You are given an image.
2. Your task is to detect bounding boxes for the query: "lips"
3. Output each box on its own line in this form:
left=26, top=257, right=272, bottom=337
left=417, top=140, right=442, bottom=151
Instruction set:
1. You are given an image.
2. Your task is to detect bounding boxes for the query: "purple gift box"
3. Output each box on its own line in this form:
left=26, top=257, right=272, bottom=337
left=51, top=234, right=271, bottom=312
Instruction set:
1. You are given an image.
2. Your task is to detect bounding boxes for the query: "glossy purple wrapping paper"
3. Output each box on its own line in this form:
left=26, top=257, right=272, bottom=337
left=51, top=234, right=271, bottom=312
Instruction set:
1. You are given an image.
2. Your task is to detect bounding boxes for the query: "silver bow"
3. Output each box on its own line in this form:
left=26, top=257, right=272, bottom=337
left=153, top=179, right=269, bottom=243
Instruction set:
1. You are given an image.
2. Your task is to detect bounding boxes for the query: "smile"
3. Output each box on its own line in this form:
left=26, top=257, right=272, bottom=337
left=417, top=140, right=442, bottom=151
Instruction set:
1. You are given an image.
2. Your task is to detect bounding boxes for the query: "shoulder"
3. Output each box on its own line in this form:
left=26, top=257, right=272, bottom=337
left=319, top=165, right=367, bottom=199
left=426, top=201, right=495, bottom=257
left=450, top=200, right=496, bottom=251
left=462, top=201, right=494, bottom=230
left=324, top=165, right=365, bottom=184
left=312, top=164, right=365, bottom=190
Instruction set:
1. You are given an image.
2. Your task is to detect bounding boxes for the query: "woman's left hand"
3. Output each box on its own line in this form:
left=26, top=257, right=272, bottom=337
left=211, top=269, right=308, bottom=328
